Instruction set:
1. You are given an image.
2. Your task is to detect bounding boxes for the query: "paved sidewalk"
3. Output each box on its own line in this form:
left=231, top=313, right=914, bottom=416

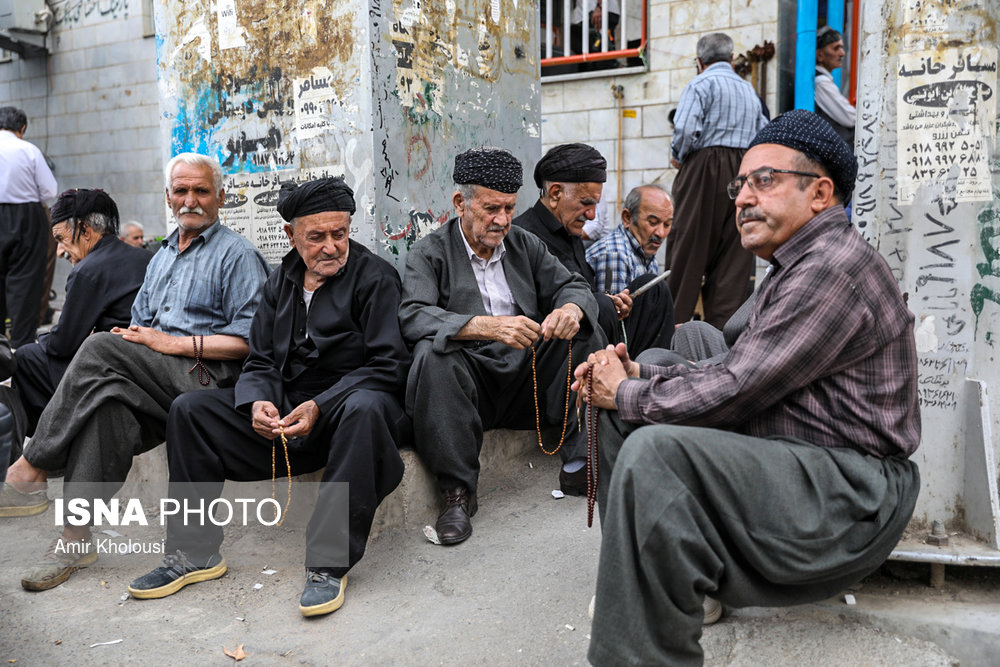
left=2, top=445, right=994, bottom=665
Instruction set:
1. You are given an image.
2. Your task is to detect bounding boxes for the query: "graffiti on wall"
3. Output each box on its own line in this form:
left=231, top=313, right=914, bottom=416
left=51, top=0, right=131, bottom=26
left=373, top=0, right=538, bottom=258
left=159, top=0, right=368, bottom=263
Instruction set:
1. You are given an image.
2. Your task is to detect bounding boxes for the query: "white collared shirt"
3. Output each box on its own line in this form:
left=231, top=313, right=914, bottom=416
left=459, top=230, right=517, bottom=316
left=0, top=130, right=58, bottom=204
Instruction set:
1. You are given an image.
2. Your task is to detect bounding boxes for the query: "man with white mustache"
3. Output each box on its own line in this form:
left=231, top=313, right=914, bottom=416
left=2, top=152, right=269, bottom=592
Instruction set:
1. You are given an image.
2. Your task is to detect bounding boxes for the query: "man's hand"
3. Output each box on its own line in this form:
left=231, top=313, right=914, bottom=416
left=609, top=290, right=633, bottom=320
left=111, top=325, right=177, bottom=354
left=278, top=400, right=320, bottom=439
left=670, top=158, right=682, bottom=169
left=540, top=303, right=583, bottom=341
left=489, top=315, right=542, bottom=349
left=572, top=343, right=638, bottom=410
left=251, top=400, right=281, bottom=439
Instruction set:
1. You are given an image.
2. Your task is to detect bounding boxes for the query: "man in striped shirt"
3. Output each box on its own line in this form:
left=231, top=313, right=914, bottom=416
left=667, top=33, right=768, bottom=329
left=581, top=111, right=920, bottom=664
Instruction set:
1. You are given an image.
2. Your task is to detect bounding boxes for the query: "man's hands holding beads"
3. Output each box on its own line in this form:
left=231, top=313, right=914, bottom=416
left=572, top=343, right=638, bottom=410
left=252, top=400, right=320, bottom=439
left=540, top=303, right=583, bottom=341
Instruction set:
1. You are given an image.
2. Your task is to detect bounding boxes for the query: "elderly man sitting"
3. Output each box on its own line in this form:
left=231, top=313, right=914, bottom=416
left=129, top=177, right=410, bottom=617
left=514, top=145, right=674, bottom=371
left=1, top=152, right=270, bottom=591
left=400, top=147, right=603, bottom=545
left=7, top=189, right=151, bottom=440
left=579, top=111, right=921, bottom=664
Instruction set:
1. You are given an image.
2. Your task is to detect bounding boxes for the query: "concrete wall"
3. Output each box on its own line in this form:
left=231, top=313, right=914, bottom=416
left=0, top=0, right=164, bottom=235
left=539, top=0, right=780, bottom=212
left=156, top=0, right=540, bottom=269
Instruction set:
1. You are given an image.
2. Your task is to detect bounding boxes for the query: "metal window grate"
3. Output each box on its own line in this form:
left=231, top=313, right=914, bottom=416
left=540, top=0, right=648, bottom=79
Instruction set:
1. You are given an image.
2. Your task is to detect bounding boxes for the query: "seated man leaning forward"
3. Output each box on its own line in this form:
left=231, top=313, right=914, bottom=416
left=1, top=152, right=270, bottom=591
left=514, top=144, right=675, bottom=368
left=576, top=111, right=921, bottom=665
left=400, top=147, right=603, bottom=546
left=129, top=177, right=410, bottom=617
left=9, top=188, right=151, bottom=437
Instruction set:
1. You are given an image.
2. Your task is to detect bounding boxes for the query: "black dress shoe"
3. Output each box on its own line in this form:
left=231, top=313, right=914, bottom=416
left=559, top=467, right=588, bottom=496
left=435, top=487, right=478, bottom=545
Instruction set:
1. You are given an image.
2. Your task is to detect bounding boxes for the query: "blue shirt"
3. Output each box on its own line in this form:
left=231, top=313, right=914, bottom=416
left=131, top=221, right=270, bottom=341
left=586, top=223, right=657, bottom=294
left=670, top=62, right=768, bottom=163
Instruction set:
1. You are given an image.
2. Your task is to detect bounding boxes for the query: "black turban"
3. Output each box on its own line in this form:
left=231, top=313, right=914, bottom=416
left=50, top=188, right=120, bottom=234
left=533, top=143, right=607, bottom=188
left=453, top=147, right=523, bottom=194
left=277, top=177, right=356, bottom=222
left=748, top=109, right=857, bottom=202
left=817, top=26, right=842, bottom=50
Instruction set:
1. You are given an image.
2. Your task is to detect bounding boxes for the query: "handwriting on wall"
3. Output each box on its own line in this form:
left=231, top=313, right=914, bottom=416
left=51, top=0, right=130, bottom=26
left=896, top=46, right=997, bottom=206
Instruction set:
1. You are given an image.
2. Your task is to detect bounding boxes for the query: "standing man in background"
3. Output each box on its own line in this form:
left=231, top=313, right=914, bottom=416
left=667, top=34, right=767, bottom=329
left=814, top=26, right=856, bottom=147
left=0, top=107, right=58, bottom=346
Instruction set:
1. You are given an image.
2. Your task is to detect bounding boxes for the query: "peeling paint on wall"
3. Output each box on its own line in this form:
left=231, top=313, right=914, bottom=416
left=157, top=0, right=539, bottom=268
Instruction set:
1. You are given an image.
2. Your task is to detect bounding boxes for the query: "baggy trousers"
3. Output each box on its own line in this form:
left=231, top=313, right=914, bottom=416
left=11, top=342, right=69, bottom=436
left=0, top=202, right=48, bottom=346
left=588, top=412, right=920, bottom=666
left=666, top=146, right=754, bottom=329
left=22, top=332, right=241, bottom=501
left=165, top=387, right=407, bottom=576
left=407, top=331, right=602, bottom=495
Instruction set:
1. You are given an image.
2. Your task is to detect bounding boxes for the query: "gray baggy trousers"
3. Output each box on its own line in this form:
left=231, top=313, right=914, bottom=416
left=22, top=332, right=242, bottom=501
left=588, top=411, right=920, bottom=666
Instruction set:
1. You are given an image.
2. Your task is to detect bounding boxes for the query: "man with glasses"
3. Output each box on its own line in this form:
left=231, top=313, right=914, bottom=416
left=578, top=111, right=921, bottom=664
left=667, top=33, right=768, bottom=329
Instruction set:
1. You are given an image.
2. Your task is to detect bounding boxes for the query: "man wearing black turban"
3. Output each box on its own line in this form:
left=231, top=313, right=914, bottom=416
left=130, top=177, right=410, bottom=618
left=400, top=147, right=603, bottom=545
left=514, top=146, right=676, bottom=495
left=581, top=110, right=920, bottom=664
left=1, top=189, right=151, bottom=447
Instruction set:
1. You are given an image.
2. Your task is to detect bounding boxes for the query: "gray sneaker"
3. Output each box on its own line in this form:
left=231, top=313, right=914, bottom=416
left=0, top=482, right=49, bottom=517
left=21, top=535, right=98, bottom=591
left=299, top=570, right=347, bottom=617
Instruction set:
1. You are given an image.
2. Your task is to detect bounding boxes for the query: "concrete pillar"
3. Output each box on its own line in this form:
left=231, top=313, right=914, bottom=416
left=855, top=0, right=1000, bottom=560
left=154, top=0, right=541, bottom=269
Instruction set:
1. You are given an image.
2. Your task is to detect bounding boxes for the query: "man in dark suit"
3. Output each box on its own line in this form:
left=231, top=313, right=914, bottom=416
left=399, top=147, right=603, bottom=545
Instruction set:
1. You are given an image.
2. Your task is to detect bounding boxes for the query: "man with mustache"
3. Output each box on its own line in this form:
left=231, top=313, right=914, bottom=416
left=586, top=184, right=673, bottom=295
left=129, top=177, right=409, bottom=617
left=578, top=111, right=920, bottom=664
left=514, top=149, right=675, bottom=486
left=400, top=147, right=603, bottom=545
left=1, top=153, right=270, bottom=591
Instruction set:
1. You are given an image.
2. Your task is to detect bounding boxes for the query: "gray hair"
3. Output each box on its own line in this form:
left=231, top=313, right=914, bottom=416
left=81, top=212, right=118, bottom=237
left=164, top=153, right=223, bottom=192
left=0, top=106, right=27, bottom=132
left=696, top=33, right=734, bottom=66
left=624, top=184, right=671, bottom=221
left=457, top=183, right=479, bottom=202
left=121, top=220, right=144, bottom=234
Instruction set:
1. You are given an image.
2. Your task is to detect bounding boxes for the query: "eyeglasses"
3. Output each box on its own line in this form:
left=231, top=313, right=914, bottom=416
left=726, top=168, right=821, bottom=199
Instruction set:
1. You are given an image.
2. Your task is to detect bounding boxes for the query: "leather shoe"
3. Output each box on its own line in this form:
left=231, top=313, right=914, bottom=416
left=559, top=466, right=588, bottom=496
left=435, top=487, right=477, bottom=545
